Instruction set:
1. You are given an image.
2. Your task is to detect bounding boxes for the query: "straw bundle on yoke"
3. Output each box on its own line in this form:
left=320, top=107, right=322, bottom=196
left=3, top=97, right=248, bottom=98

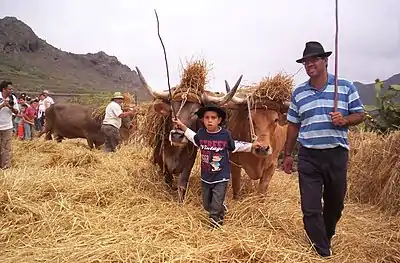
left=237, top=72, right=294, bottom=105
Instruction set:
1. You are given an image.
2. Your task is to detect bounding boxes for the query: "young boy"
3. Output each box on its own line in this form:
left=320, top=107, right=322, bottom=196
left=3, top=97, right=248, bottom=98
left=173, top=103, right=260, bottom=228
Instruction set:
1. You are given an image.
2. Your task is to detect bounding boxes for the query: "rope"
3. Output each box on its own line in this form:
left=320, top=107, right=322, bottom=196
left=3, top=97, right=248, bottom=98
left=246, top=96, right=258, bottom=142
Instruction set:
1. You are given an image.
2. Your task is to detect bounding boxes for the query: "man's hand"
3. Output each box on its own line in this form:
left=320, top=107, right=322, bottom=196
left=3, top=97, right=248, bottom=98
left=172, top=118, right=187, bottom=131
left=282, top=155, right=294, bottom=174
left=329, top=112, right=349, bottom=126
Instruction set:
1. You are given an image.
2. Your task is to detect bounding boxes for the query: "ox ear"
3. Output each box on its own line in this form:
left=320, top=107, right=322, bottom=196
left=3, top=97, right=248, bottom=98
left=153, top=100, right=171, bottom=116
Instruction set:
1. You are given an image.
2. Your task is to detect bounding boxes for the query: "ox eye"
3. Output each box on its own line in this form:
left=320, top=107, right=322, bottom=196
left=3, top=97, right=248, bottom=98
left=274, top=118, right=279, bottom=123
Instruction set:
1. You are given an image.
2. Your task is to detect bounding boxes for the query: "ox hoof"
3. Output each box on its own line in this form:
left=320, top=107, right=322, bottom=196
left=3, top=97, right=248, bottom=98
left=177, top=187, right=187, bottom=203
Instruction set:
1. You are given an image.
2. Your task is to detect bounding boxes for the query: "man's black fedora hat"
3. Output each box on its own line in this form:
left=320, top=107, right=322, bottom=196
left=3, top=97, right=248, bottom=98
left=296, top=41, right=332, bottom=63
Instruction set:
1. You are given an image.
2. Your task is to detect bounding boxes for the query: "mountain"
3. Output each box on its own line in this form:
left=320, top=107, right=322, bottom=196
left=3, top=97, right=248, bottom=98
left=0, top=16, right=151, bottom=101
left=354, top=73, right=400, bottom=106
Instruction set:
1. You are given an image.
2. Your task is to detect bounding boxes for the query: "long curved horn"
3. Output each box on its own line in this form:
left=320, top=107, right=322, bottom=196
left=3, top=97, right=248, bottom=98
left=135, top=66, right=169, bottom=99
left=230, top=94, right=246, bottom=104
left=202, top=75, right=243, bottom=105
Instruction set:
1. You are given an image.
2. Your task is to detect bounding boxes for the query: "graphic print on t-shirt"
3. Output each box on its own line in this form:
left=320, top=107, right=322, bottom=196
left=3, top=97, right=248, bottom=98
left=199, top=139, right=227, bottom=174
left=210, top=153, right=223, bottom=172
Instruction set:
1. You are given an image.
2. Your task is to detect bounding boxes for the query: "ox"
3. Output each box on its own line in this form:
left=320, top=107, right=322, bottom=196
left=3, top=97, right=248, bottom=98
left=135, top=66, right=242, bottom=201
left=38, top=103, right=134, bottom=149
left=225, top=93, right=289, bottom=199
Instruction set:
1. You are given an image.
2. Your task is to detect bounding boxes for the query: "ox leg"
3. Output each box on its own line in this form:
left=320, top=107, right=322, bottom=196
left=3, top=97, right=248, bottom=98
left=231, top=164, right=242, bottom=200
left=177, top=152, right=197, bottom=203
left=258, top=163, right=277, bottom=195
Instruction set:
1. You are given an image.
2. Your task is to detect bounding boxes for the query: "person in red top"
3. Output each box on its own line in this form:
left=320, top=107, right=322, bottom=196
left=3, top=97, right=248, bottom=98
left=22, top=103, right=35, bottom=140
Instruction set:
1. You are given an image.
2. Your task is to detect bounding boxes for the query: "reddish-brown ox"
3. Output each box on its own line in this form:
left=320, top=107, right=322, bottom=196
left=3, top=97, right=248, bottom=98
left=38, top=103, right=134, bottom=149
left=226, top=94, right=289, bottom=199
left=135, top=66, right=242, bottom=201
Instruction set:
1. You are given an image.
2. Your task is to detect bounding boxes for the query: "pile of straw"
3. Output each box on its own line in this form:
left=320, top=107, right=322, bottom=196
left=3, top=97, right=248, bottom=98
left=134, top=101, right=171, bottom=147
left=347, top=131, right=400, bottom=216
left=1, top=138, right=399, bottom=262
left=237, top=72, right=294, bottom=105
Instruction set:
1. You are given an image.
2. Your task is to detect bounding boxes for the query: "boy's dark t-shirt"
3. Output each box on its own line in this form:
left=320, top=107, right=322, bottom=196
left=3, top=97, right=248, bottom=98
left=193, top=127, right=235, bottom=184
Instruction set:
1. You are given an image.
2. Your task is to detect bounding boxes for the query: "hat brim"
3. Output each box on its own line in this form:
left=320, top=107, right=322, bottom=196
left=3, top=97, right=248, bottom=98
left=112, top=96, right=124, bottom=100
left=195, top=106, right=226, bottom=122
left=296, top=51, right=332, bottom=63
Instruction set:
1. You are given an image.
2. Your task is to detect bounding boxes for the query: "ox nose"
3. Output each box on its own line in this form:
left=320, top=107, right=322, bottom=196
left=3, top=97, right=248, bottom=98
left=170, top=132, right=184, bottom=142
left=255, top=145, right=270, bottom=156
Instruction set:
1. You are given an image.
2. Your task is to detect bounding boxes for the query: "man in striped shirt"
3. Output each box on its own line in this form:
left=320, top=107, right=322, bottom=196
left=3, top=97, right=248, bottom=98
left=283, top=41, right=366, bottom=257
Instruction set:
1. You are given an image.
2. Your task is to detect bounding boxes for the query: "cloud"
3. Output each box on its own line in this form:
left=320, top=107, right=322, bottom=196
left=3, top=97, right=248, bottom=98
left=1, top=0, right=399, bottom=92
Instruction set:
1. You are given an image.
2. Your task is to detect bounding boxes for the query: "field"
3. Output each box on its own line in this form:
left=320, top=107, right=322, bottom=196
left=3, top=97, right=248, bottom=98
left=1, top=129, right=399, bottom=263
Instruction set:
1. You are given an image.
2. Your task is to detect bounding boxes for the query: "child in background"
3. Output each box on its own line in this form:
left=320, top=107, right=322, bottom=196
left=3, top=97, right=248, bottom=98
left=173, top=103, right=261, bottom=228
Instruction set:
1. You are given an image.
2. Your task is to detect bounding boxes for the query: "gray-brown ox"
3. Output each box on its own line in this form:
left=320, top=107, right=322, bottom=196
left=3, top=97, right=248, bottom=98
left=38, top=103, right=134, bottom=149
left=135, top=66, right=242, bottom=201
left=224, top=91, right=289, bottom=199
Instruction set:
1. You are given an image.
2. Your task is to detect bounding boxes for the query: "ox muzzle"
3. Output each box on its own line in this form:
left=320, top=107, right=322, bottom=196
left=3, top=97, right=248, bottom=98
left=169, top=129, right=188, bottom=147
left=252, top=144, right=273, bottom=157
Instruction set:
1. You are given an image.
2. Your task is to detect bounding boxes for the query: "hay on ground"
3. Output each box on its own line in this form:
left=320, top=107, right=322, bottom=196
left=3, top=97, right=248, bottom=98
left=348, top=131, right=400, bottom=216
left=1, top=138, right=399, bottom=263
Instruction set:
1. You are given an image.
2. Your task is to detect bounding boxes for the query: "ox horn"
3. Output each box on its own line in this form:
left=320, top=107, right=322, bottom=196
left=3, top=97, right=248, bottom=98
left=202, top=75, right=243, bottom=105
left=135, top=66, right=169, bottom=99
left=225, top=78, right=247, bottom=104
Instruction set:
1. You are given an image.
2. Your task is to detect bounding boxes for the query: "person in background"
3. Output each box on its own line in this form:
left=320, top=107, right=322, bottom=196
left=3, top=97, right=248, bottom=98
left=42, top=90, right=54, bottom=112
left=31, top=99, right=40, bottom=131
left=101, top=92, right=135, bottom=152
left=38, top=93, right=46, bottom=130
left=23, top=102, right=35, bottom=140
left=0, top=81, right=19, bottom=169
left=283, top=41, right=366, bottom=257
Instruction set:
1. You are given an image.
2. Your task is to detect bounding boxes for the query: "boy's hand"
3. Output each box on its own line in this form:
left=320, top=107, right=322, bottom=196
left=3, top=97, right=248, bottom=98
left=251, top=141, right=262, bottom=150
left=172, top=118, right=187, bottom=131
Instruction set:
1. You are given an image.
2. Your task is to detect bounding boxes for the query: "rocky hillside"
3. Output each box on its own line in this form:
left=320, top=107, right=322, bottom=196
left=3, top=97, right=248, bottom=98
left=0, top=16, right=151, bottom=101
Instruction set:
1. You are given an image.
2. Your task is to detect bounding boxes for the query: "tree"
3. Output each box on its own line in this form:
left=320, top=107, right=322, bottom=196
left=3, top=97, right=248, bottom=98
left=363, top=79, right=400, bottom=133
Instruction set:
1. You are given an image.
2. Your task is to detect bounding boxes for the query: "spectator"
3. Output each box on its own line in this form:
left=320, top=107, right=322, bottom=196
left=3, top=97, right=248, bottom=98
left=38, top=93, right=46, bottom=130
left=42, top=90, right=54, bottom=111
left=30, top=99, right=40, bottom=131
left=23, top=102, right=35, bottom=140
left=0, top=81, right=19, bottom=169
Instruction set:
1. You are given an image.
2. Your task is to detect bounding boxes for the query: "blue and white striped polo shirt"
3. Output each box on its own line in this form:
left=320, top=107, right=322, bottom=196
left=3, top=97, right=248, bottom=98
left=287, top=73, right=364, bottom=150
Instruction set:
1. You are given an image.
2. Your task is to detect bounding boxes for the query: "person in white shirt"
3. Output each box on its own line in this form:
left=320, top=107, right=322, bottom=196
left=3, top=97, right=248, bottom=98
left=38, top=93, right=46, bottom=130
left=0, top=81, right=19, bottom=169
left=101, top=92, right=135, bottom=152
left=42, top=89, right=54, bottom=111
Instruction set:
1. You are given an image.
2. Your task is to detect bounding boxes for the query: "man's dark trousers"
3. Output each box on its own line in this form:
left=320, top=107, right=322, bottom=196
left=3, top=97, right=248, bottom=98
left=297, top=145, right=348, bottom=257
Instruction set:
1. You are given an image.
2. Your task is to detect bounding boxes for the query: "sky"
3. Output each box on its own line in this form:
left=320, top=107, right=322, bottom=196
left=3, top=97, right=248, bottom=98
left=1, top=0, right=399, bottom=92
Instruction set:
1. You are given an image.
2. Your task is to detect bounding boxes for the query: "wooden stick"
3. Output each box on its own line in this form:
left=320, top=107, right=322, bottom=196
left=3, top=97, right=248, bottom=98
left=154, top=9, right=176, bottom=119
left=334, top=0, right=339, bottom=112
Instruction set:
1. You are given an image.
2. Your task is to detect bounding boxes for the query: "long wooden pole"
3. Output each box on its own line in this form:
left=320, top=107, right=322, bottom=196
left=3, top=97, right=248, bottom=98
left=334, top=0, right=339, bottom=112
left=154, top=9, right=176, bottom=119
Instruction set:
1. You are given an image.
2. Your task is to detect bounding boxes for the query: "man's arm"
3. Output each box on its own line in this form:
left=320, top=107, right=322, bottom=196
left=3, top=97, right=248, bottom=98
left=345, top=83, right=366, bottom=126
left=284, top=122, right=300, bottom=156
left=284, top=94, right=301, bottom=156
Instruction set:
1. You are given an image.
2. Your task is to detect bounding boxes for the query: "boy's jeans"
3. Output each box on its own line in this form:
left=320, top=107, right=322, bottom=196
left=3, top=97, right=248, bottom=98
left=201, top=181, right=228, bottom=227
